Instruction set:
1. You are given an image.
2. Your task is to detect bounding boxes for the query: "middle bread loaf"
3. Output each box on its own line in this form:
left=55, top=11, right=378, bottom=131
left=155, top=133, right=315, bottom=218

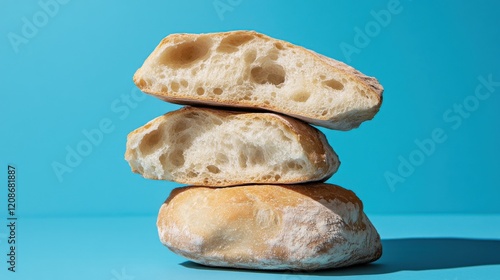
left=125, top=106, right=339, bottom=187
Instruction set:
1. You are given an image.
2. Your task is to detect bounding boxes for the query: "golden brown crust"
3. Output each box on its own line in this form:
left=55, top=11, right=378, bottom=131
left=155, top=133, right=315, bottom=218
left=157, top=183, right=382, bottom=270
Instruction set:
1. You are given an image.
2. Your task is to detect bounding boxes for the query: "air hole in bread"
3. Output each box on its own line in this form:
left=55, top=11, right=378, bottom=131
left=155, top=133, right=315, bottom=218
left=139, top=126, right=164, bottom=155
left=213, top=88, right=223, bottom=95
left=267, top=73, right=285, bottom=85
left=250, top=63, right=285, bottom=86
left=158, top=37, right=212, bottom=68
left=268, top=50, right=279, bottom=61
left=274, top=174, right=281, bottom=180
left=262, top=174, right=272, bottom=180
left=169, top=149, right=185, bottom=167
left=323, top=79, right=344, bottom=91
left=321, top=110, right=328, bottom=116
left=319, top=75, right=326, bottom=80
left=271, top=92, right=276, bottom=98
left=274, top=42, right=284, bottom=50
left=186, top=171, right=197, bottom=178
left=159, top=153, right=168, bottom=170
left=239, top=153, right=248, bottom=168
left=291, top=91, right=310, bottom=102
left=196, top=87, right=205, bottom=95
left=215, top=153, right=228, bottom=165
left=217, top=33, right=255, bottom=53
left=286, top=160, right=303, bottom=170
left=248, top=146, right=265, bottom=165
left=137, top=79, right=147, bottom=88
left=206, top=165, right=221, bottom=174
left=180, top=79, right=188, bottom=87
left=172, top=120, right=189, bottom=133
left=161, top=85, right=168, bottom=92
left=244, top=50, right=257, bottom=63
left=296, top=62, right=303, bottom=67
left=171, top=82, right=180, bottom=92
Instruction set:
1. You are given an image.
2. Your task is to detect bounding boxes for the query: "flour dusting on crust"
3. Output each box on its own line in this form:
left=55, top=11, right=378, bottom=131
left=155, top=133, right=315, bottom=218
left=157, top=184, right=382, bottom=270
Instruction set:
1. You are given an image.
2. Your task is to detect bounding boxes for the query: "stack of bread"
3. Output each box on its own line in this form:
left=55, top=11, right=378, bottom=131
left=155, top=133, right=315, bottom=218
left=125, top=31, right=384, bottom=271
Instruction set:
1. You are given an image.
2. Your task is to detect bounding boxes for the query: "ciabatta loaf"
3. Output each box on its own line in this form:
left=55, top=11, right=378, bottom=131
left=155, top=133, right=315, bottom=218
left=125, top=107, right=339, bottom=186
left=133, top=31, right=383, bottom=130
left=157, top=183, right=382, bottom=270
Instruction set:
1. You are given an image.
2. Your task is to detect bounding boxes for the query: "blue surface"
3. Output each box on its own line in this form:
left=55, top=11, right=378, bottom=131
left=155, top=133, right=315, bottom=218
left=1, top=0, right=500, bottom=279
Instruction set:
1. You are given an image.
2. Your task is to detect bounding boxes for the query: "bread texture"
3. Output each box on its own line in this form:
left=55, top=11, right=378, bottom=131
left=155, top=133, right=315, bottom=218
left=133, top=30, right=383, bottom=130
left=157, top=183, right=382, bottom=271
left=125, top=106, right=339, bottom=186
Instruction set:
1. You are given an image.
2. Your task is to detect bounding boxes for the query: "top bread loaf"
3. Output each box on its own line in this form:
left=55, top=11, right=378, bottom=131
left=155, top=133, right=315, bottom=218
left=133, top=31, right=383, bottom=130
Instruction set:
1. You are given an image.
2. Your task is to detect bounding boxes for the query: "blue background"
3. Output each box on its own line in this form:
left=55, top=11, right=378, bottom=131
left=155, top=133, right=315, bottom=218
left=1, top=0, right=500, bottom=279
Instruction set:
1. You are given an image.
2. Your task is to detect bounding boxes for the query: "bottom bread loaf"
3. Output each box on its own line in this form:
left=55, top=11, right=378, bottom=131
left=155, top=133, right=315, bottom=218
left=157, top=183, right=382, bottom=271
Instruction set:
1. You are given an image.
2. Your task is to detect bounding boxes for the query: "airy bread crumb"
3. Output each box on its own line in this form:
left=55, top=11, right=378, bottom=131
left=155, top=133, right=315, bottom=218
left=125, top=107, right=339, bottom=186
left=133, top=31, right=383, bottom=130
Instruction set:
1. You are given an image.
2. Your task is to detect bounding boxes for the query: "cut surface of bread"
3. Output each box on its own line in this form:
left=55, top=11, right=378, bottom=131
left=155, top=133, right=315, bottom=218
left=157, top=183, right=382, bottom=270
left=125, top=106, right=339, bottom=186
left=133, top=30, right=383, bottom=130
